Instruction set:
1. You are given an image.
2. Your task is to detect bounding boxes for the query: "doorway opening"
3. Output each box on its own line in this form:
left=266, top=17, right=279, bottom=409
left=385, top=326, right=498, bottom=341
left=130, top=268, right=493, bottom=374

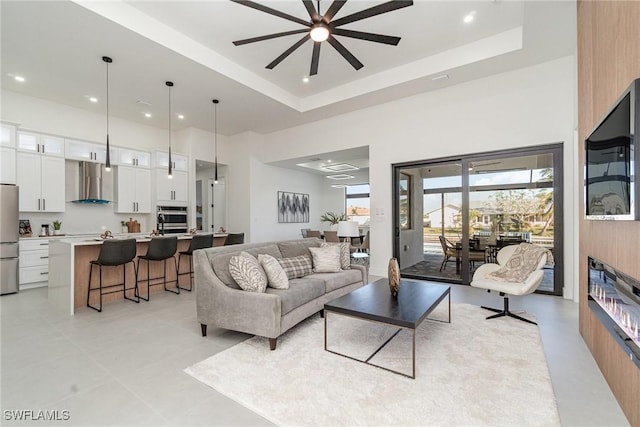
left=392, top=144, right=563, bottom=295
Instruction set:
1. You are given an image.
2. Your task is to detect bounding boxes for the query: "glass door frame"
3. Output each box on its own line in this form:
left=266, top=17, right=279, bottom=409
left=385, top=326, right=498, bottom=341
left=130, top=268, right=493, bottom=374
left=392, top=143, right=564, bottom=295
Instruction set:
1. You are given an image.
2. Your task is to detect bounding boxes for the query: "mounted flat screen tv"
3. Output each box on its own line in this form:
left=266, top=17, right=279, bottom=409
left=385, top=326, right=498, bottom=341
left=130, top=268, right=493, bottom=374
left=585, top=78, right=639, bottom=220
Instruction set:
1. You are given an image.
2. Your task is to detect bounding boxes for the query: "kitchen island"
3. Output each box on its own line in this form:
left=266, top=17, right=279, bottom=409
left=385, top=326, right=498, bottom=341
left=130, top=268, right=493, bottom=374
left=48, top=233, right=228, bottom=315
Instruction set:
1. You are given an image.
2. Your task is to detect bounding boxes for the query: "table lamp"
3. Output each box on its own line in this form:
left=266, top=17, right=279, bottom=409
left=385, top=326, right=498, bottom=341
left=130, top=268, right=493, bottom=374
left=337, top=221, right=359, bottom=244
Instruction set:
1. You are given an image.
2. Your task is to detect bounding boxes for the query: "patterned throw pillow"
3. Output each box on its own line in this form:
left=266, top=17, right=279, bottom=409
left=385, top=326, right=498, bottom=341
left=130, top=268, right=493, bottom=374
left=258, top=253, right=289, bottom=289
left=229, top=251, right=267, bottom=292
left=277, top=255, right=313, bottom=279
left=321, top=242, right=351, bottom=270
left=309, top=246, right=341, bottom=273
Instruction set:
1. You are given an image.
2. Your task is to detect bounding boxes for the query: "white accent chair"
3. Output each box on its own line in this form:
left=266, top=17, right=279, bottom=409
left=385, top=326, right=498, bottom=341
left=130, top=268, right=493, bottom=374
left=470, top=244, right=547, bottom=325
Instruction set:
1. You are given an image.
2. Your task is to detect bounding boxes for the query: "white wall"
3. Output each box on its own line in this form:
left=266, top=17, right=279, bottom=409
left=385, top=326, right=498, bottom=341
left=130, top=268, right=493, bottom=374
left=251, top=56, right=577, bottom=299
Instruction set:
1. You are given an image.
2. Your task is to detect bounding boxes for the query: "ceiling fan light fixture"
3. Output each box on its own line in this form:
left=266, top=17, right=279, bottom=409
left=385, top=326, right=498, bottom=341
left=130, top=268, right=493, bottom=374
left=310, top=24, right=329, bottom=42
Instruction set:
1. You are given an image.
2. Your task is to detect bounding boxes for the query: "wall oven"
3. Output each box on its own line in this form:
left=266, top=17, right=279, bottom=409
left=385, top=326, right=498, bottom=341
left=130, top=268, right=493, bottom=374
left=157, top=206, right=188, bottom=234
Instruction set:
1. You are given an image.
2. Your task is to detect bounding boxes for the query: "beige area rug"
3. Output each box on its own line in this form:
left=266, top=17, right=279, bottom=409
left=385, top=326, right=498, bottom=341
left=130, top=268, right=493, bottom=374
left=185, top=303, right=560, bottom=427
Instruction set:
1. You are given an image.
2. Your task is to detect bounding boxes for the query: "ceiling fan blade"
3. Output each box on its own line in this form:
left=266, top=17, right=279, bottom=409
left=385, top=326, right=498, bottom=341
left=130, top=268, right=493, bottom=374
left=231, top=0, right=311, bottom=27
left=327, top=35, right=363, bottom=70
left=310, top=42, right=321, bottom=75
left=301, top=0, right=320, bottom=22
left=266, top=34, right=310, bottom=69
left=322, top=0, right=347, bottom=23
left=331, top=28, right=401, bottom=45
left=331, top=0, right=413, bottom=27
left=233, top=29, right=309, bottom=46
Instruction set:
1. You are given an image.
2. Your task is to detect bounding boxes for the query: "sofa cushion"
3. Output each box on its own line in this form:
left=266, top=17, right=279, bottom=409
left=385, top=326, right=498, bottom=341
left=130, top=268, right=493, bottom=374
left=258, top=253, right=289, bottom=289
left=229, top=252, right=267, bottom=293
left=266, top=277, right=325, bottom=314
left=278, top=255, right=313, bottom=279
left=321, top=242, right=351, bottom=270
left=278, top=239, right=321, bottom=259
left=309, top=246, right=341, bottom=273
left=308, top=269, right=363, bottom=293
left=211, top=244, right=282, bottom=288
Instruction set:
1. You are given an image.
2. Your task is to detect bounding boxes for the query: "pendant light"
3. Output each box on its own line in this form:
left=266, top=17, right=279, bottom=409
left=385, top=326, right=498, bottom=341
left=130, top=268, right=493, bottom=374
left=166, top=81, right=174, bottom=179
left=102, top=56, right=112, bottom=171
left=212, top=99, right=219, bottom=184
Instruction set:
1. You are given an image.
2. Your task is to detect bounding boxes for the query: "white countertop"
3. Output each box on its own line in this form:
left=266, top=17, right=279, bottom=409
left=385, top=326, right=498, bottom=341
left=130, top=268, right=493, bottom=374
left=50, top=233, right=229, bottom=246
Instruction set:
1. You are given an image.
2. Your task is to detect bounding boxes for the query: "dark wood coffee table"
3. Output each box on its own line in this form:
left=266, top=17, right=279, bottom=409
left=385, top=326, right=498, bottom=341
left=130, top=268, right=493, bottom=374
left=324, top=278, right=450, bottom=379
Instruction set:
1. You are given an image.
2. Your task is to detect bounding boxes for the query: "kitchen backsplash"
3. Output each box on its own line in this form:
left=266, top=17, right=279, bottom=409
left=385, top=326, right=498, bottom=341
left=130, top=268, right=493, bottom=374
left=22, top=206, right=152, bottom=235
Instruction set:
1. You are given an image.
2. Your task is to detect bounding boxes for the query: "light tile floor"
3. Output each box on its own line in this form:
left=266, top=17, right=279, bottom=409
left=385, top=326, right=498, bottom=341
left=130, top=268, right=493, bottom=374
left=0, top=279, right=630, bottom=426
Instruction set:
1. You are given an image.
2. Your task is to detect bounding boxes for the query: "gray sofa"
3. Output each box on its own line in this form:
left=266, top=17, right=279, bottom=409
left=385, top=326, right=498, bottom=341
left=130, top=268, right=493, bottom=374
left=194, top=238, right=367, bottom=350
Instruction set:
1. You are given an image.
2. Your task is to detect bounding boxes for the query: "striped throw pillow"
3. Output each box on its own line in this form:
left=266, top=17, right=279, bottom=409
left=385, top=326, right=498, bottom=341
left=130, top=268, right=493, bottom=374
left=277, top=255, right=313, bottom=279
left=229, top=252, right=267, bottom=293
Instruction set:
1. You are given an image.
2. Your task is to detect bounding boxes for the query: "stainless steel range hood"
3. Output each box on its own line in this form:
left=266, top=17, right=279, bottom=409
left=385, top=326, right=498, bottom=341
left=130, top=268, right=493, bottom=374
left=73, top=162, right=110, bottom=204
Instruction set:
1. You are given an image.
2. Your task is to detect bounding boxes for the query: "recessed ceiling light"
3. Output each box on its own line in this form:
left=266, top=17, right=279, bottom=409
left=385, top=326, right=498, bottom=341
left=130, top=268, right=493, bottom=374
left=431, top=74, right=449, bottom=81
left=327, top=159, right=332, bottom=163
left=144, top=113, right=152, bottom=118
left=463, top=11, right=476, bottom=24
left=89, top=97, right=98, bottom=103
left=323, top=163, right=360, bottom=172
left=177, top=114, right=185, bottom=120
left=302, top=77, right=309, bottom=83
left=326, top=174, right=354, bottom=180
left=14, top=75, right=25, bottom=82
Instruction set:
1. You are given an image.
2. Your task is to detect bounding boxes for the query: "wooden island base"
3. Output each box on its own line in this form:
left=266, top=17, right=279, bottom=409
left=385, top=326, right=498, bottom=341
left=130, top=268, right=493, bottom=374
left=49, top=234, right=227, bottom=314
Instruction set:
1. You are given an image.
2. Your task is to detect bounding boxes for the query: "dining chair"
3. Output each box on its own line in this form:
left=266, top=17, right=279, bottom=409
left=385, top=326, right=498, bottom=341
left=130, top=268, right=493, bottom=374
left=438, top=235, right=458, bottom=271
left=306, top=230, right=322, bottom=239
left=324, top=230, right=340, bottom=242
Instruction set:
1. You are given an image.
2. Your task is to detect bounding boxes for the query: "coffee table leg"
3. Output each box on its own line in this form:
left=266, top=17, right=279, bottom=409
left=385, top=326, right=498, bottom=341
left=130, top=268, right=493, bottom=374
left=412, top=328, right=416, bottom=379
left=324, top=310, right=327, bottom=351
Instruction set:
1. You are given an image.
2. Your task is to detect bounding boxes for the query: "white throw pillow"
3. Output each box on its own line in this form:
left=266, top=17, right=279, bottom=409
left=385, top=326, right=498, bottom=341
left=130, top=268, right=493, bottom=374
left=309, top=246, right=341, bottom=273
left=229, top=251, right=267, bottom=293
left=258, top=253, right=289, bottom=289
left=321, top=242, right=351, bottom=270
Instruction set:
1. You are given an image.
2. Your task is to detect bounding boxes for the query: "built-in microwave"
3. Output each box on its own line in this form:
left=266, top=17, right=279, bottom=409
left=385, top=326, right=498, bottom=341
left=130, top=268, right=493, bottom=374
left=157, top=206, right=187, bottom=234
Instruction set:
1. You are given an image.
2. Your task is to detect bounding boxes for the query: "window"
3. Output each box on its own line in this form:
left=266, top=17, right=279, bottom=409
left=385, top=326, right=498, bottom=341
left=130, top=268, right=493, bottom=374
left=399, top=173, right=411, bottom=230
left=346, top=184, right=370, bottom=229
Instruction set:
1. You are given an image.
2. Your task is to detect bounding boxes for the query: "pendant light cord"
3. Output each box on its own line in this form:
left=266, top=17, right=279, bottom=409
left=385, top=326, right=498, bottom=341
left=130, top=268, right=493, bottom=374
left=103, top=56, right=112, bottom=171
left=106, top=61, right=109, bottom=136
left=166, top=81, right=174, bottom=177
left=213, top=99, right=219, bottom=183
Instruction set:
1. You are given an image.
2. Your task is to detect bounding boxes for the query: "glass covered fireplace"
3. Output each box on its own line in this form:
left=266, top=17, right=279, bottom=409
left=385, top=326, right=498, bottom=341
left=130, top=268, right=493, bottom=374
left=588, top=257, right=640, bottom=366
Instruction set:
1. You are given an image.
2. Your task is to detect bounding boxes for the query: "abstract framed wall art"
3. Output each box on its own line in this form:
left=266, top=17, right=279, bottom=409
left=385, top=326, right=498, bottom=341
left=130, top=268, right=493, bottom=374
left=278, top=191, right=309, bottom=223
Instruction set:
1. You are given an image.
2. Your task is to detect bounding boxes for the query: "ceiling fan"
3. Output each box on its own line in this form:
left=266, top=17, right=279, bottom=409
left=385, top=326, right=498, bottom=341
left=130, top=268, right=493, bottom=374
left=231, top=0, right=414, bottom=75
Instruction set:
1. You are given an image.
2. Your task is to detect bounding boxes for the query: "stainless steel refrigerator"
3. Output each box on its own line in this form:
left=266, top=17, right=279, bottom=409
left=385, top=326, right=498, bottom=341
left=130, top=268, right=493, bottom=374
left=0, top=184, right=19, bottom=295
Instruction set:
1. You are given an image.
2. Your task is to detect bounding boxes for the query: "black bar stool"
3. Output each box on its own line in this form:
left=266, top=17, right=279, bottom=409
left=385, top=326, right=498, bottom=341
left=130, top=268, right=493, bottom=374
left=177, top=234, right=214, bottom=291
left=136, top=236, right=178, bottom=301
left=87, top=239, right=138, bottom=312
left=223, top=232, right=245, bottom=245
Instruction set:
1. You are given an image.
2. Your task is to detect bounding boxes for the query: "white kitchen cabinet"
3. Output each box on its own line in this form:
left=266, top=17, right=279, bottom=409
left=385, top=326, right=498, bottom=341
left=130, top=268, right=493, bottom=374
left=19, top=238, right=50, bottom=287
left=65, top=139, right=114, bottom=163
left=117, top=148, right=150, bottom=168
left=115, top=166, right=151, bottom=213
left=0, top=124, right=17, bottom=184
left=156, top=169, right=188, bottom=205
left=1, top=123, right=16, bottom=147
left=154, top=151, right=188, bottom=171
left=17, top=131, right=65, bottom=157
left=16, top=152, right=65, bottom=212
left=0, top=146, right=16, bottom=184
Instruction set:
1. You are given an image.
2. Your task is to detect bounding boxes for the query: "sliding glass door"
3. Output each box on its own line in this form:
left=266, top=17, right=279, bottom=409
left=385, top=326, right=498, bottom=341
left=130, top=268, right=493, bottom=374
left=393, top=145, right=563, bottom=295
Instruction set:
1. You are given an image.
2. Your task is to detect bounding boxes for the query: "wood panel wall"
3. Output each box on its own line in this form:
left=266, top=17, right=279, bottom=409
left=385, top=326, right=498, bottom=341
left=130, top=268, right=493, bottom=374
left=578, top=2, right=640, bottom=426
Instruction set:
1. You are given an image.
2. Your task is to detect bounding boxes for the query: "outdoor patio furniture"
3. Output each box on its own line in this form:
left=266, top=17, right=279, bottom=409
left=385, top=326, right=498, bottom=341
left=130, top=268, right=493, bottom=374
left=438, top=235, right=458, bottom=271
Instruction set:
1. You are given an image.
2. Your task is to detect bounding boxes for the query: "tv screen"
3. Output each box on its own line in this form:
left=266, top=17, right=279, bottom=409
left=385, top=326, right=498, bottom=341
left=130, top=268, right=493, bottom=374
left=585, top=81, right=638, bottom=220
